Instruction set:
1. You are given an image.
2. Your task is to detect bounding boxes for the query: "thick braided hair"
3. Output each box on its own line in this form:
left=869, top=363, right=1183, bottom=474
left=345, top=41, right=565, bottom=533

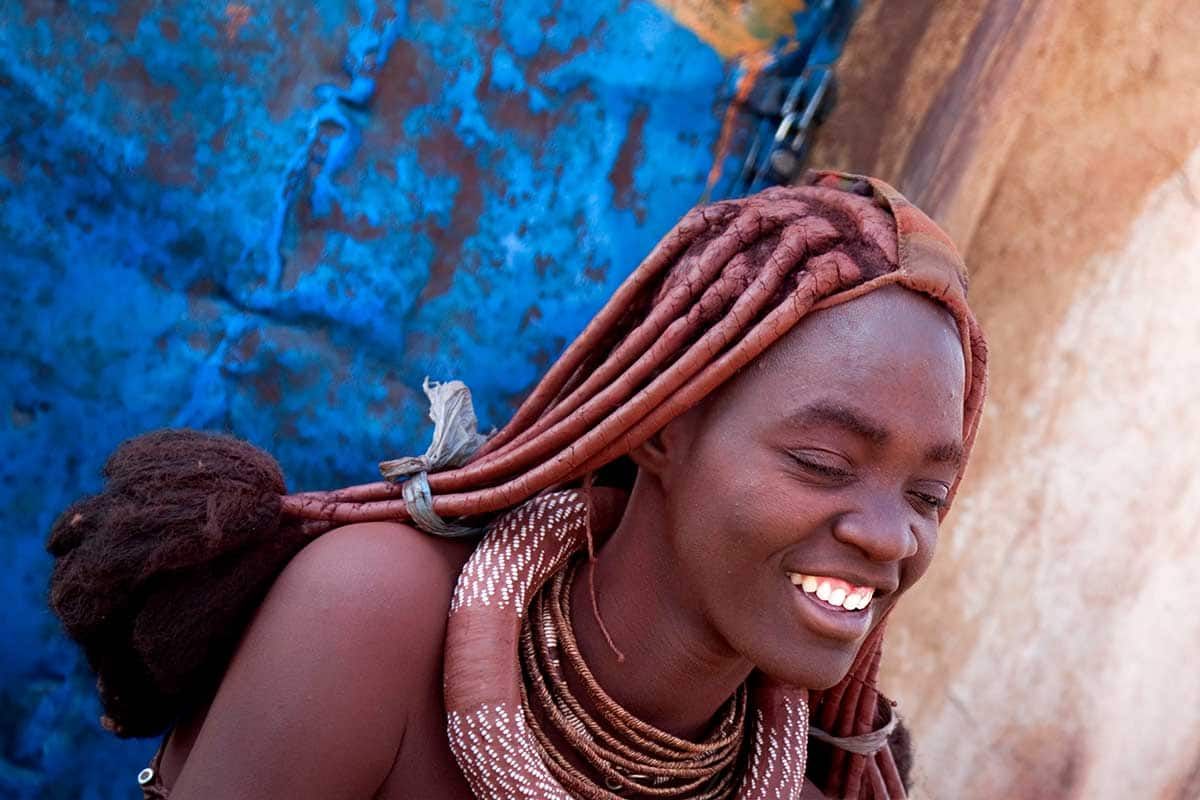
left=48, top=171, right=987, bottom=799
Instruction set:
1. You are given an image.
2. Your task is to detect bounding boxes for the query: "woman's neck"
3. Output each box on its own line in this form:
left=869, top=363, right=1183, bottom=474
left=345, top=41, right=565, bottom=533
left=568, top=486, right=754, bottom=740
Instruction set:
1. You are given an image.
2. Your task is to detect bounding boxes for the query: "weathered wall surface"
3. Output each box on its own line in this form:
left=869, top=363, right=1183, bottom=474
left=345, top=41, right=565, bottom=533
left=813, top=1, right=1200, bottom=797
left=0, top=2, right=740, bottom=797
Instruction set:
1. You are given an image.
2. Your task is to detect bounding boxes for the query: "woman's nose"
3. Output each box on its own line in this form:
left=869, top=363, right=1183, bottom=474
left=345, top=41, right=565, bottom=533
left=831, top=497, right=919, bottom=562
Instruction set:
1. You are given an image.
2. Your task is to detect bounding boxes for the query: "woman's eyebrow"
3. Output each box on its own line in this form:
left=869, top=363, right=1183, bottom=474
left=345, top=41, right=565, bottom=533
left=785, top=401, right=889, bottom=445
left=925, top=441, right=964, bottom=468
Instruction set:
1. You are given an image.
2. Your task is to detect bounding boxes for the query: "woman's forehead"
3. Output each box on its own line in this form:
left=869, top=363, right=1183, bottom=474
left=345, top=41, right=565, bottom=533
left=721, top=287, right=966, bottom=433
left=765, top=287, right=963, bottom=374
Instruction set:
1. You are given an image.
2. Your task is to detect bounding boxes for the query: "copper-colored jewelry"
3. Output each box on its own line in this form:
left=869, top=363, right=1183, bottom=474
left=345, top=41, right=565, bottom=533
left=519, top=558, right=747, bottom=798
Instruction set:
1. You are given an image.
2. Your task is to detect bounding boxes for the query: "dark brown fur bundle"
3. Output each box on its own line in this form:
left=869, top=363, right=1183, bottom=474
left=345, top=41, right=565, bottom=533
left=46, top=429, right=308, bottom=737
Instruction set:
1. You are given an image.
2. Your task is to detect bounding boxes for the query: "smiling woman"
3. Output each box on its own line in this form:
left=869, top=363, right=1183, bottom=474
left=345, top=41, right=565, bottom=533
left=46, top=172, right=986, bottom=800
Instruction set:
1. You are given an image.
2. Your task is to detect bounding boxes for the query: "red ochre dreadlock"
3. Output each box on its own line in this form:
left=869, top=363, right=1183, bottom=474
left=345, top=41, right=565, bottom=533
left=48, top=171, right=987, bottom=800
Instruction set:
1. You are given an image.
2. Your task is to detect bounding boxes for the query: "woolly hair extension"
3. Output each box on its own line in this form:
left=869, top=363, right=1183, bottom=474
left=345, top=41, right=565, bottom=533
left=47, top=172, right=986, bottom=798
left=47, top=430, right=309, bottom=737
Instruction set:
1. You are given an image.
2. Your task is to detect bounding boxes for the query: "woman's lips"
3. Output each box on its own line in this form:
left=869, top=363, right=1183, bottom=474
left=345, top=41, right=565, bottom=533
left=785, top=572, right=875, bottom=642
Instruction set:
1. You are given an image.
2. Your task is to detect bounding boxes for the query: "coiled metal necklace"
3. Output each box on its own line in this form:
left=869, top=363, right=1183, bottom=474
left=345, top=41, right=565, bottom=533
left=519, top=557, right=748, bottom=799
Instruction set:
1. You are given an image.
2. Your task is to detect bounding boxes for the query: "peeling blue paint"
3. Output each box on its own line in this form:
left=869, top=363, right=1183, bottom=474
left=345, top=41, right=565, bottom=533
left=0, top=1, right=842, bottom=797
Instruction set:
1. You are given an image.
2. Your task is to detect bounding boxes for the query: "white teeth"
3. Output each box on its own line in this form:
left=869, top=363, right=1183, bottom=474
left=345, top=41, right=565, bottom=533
left=787, top=573, right=875, bottom=611
left=849, top=590, right=875, bottom=610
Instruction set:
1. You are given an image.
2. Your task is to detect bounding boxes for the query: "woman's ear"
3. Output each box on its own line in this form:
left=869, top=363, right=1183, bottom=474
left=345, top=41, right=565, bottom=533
left=628, top=409, right=699, bottom=481
left=628, top=429, right=670, bottom=477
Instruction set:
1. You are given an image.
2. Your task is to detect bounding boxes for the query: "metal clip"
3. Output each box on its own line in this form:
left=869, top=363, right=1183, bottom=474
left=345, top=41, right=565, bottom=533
left=711, top=0, right=861, bottom=199
left=767, top=65, right=838, bottom=183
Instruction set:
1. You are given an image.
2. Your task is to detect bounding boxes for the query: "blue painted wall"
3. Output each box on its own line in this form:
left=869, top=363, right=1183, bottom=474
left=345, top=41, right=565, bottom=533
left=0, top=1, right=799, bottom=797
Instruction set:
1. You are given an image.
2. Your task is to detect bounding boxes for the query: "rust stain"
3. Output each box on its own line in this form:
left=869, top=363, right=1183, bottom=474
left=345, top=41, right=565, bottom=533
left=0, top=150, right=22, bottom=184
left=359, top=36, right=431, bottom=156
left=111, top=0, right=155, bottom=41
left=112, top=57, right=180, bottom=108
left=704, top=49, right=771, bottom=198
left=282, top=196, right=387, bottom=290
left=186, top=331, right=213, bottom=352
left=145, top=131, right=197, bottom=187
left=415, top=127, right=487, bottom=302
left=20, top=0, right=57, bottom=27
left=224, top=4, right=252, bottom=41
left=209, top=122, right=230, bottom=154
left=609, top=104, right=649, bottom=224
left=234, top=328, right=261, bottom=361
left=492, top=92, right=556, bottom=144
left=265, top=8, right=338, bottom=122
left=185, top=278, right=222, bottom=322
left=584, top=259, right=609, bottom=284
left=283, top=223, right=326, bottom=292
left=517, top=304, right=542, bottom=333
left=374, top=159, right=397, bottom=181
left=248, top=373, right=282, bottom=405
left=524, top=32, right=593, bottom=78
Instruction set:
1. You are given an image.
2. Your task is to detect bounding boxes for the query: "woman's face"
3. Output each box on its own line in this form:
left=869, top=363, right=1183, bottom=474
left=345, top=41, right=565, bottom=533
left=649, top=285, right=966, bottom=690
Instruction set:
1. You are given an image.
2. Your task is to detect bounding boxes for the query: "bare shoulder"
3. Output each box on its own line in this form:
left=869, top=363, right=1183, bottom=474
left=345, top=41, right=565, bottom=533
left=168, top=522, right=475, bottom=800
left=264, top=520, right=476, bottom=664
left=283, top=520, right=474, bottom=618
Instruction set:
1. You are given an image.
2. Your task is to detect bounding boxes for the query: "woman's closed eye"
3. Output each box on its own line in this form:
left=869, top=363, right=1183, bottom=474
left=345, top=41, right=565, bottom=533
left=787, top=449, right=855, bottom=481
left=908, top=483, right=950, bottom=515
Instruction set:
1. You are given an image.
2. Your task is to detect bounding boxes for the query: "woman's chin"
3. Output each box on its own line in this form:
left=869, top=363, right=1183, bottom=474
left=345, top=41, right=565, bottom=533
left=753, top=647, right=857, bottom=692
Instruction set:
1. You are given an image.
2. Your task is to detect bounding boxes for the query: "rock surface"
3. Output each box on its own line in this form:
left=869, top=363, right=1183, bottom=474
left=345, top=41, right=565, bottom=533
left=813, top=1, right=1200, bottom=797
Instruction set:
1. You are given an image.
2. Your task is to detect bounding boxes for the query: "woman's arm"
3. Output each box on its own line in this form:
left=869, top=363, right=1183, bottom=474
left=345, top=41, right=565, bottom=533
left=169, top=521, right=467, bottom=800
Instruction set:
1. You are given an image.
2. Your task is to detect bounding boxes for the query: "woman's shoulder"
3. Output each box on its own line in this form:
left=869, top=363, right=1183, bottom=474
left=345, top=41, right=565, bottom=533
left=254, top=520, right=479, bottom=693
left=271, top=521, right=475, bottom=646
left=163, top=522, right=476, bottom=798
left=285, top=521, right=475, bottom=609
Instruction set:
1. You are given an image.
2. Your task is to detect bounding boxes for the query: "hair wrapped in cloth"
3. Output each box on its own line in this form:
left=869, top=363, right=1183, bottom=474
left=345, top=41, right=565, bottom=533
left=48, top=171, right=987, bottom=798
